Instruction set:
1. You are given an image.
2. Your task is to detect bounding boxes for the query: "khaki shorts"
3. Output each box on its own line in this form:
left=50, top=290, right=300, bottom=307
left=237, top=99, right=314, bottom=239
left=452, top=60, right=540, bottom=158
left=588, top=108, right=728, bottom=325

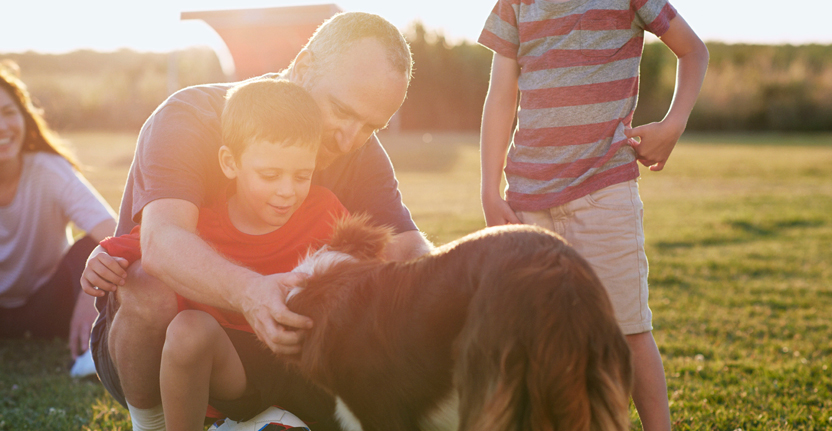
left=516, top=180, right=651, bottom=335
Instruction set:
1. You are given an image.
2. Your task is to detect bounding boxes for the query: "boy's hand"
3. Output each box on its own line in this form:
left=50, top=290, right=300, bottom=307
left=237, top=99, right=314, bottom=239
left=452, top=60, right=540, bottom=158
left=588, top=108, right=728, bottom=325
left=624, top=119, right=685, bottom=171
left=241, top=272, right=314, bottom=356
left=482, top=193, right=521, bottom=227
left=80, top=248, right=129, bottom=297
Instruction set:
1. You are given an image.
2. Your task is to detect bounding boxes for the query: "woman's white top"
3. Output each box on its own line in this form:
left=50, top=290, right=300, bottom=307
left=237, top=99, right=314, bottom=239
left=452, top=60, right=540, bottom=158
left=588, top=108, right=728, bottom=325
left=0, top=152, right=114, bottom=307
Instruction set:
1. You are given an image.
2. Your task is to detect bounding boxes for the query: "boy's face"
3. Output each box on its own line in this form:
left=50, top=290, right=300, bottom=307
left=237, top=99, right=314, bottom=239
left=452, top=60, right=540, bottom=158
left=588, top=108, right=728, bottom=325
left=219, top=140, right=317, bottom=235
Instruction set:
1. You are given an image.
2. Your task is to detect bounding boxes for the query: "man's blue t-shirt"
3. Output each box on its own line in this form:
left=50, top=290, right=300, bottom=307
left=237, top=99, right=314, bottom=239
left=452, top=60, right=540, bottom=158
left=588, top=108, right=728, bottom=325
left=116, top=76, right=416, bottom=236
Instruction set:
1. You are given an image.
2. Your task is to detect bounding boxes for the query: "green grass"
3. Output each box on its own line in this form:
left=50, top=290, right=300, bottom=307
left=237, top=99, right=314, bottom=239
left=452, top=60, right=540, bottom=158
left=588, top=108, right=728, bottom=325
left=1, top=131, right=831, bottom=430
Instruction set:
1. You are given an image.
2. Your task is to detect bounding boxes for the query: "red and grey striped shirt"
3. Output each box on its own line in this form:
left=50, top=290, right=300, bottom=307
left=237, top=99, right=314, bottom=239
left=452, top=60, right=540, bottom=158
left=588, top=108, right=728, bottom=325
left=479, top=0, right=677, bottom=211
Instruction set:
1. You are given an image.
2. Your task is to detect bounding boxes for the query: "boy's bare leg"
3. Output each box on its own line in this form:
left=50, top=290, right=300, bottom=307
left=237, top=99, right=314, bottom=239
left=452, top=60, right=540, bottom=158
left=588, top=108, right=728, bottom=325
left=627, top=331, right=671, bottom=431
left=161, top=310, right=246, bottom=431
left=108, top=261, right=179, bottom=408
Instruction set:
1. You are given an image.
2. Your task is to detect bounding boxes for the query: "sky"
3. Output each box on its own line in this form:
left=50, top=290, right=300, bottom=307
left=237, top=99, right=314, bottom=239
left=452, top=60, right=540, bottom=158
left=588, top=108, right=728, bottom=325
left=3, top=0, right=831, bottom=70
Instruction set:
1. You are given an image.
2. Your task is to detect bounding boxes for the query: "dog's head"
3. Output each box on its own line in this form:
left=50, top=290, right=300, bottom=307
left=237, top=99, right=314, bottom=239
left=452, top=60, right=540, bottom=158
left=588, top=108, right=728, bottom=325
left=285, top=214, right=393, bottom=386
left=288, top=214, right=393, bottom=299
left=327, top=213, right=393, bottom=261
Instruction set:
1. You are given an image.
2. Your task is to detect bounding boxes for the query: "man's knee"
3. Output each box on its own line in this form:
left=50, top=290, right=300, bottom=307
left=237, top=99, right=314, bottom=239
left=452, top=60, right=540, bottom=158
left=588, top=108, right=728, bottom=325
left=114, top=260, right=178, bottom=324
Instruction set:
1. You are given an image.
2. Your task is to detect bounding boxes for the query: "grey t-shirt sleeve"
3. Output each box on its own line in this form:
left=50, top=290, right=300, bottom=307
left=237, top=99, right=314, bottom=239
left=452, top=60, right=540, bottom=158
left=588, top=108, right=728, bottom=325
left=117, top=85, right=230, bottom=235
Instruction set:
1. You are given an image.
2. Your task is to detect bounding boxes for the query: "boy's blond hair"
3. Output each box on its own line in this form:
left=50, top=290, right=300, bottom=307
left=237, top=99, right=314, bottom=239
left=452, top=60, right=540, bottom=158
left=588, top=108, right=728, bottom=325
left=222, top=78, right=322, bottom=157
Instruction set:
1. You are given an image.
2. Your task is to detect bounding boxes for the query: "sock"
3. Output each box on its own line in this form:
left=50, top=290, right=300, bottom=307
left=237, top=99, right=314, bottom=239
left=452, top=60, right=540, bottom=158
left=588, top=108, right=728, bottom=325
left=126, top=402, right=166, bottom=431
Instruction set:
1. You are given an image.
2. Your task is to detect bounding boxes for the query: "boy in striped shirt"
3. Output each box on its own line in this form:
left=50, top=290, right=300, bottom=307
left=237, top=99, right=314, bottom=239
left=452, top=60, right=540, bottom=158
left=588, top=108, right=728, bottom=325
left=478, top=0, right=708, bottom=429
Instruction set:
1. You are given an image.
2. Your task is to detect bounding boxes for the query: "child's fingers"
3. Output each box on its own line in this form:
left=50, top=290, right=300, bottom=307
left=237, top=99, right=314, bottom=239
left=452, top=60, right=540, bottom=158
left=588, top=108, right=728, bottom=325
left=504, top=208, right=522, bottom=224
left=650, top=160, right=667, bottom=171
left=100, top=256, right=128, bottom=281
left=623, top=125, right=645, bottom=140
left=81, top=260, right=124, bottom=293
left=80, top=276, right=107, bottom=297
left=82, top=270, right=118, bottom=293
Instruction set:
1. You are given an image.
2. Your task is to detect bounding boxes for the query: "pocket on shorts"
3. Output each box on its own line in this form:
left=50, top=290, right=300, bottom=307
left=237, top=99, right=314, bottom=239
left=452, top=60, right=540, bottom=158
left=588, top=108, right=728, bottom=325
left=585, top=181, right=638, bottom=210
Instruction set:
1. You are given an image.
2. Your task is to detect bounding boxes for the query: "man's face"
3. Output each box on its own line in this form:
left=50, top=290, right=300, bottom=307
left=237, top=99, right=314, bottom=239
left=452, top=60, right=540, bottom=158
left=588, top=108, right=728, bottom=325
left=302, top=38, right=409, bottom=169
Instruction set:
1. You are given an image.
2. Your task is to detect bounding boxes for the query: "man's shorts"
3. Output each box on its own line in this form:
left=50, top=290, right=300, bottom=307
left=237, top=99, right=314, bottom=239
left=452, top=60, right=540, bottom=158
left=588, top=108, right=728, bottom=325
left=516, top=180, right=652, bottom=335
left=90, top=298, right=342, bottom=430
left=209, top=327, right=340, bottom=429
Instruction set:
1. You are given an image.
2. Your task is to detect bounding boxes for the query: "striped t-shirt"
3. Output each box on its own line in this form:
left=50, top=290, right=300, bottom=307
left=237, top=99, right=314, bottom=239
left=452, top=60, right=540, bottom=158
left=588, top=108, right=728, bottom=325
left=479, top=0, right=677, bottom=211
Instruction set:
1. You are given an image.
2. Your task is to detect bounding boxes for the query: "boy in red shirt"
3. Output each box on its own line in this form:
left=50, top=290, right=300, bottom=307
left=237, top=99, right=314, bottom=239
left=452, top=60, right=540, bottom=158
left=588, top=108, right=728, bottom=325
left=88, top=79, right=347, bottom=430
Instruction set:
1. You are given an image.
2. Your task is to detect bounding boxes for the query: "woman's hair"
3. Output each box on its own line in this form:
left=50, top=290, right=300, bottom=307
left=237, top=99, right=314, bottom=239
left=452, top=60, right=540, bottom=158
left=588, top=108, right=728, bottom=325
left=292, top=11, right=413, bottom=85
left=0, top=60, right=78, bottom=169
left=221, top=78, right=323, bottom=158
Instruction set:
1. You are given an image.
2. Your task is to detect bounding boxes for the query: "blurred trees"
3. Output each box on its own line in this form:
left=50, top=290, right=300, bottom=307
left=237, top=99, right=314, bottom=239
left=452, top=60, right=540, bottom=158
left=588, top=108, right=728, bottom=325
left=3, top=33, right=832, bottom=132
left=637, top=42, right=832, bottom=131
left=399, top=23, right=492, bottom=131
left=1, top=48, right=225, bottom=131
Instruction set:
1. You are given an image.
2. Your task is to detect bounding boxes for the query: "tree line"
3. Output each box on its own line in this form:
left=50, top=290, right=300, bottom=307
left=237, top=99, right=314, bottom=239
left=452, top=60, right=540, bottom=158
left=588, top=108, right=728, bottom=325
left=3, top=26, right=831, bottom=133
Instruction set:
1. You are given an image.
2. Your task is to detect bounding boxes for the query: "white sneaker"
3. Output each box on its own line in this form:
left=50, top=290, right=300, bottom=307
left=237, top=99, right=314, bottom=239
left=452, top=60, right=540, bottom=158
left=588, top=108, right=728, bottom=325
left=208, top=406, right=310, bottom=431
left=70, top=349, right=97, bottom=378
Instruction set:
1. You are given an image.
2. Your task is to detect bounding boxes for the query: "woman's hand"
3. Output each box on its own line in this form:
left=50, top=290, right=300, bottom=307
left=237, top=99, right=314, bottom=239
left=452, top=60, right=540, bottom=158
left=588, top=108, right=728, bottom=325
left=68, top=295, right=98, bottom=359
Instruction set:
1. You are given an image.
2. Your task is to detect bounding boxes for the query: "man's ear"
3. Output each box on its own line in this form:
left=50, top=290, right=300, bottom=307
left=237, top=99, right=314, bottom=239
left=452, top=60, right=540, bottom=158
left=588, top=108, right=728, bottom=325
left=218, top=145, right=238, bottom=180
left=289, top=49, right=315, bottom=86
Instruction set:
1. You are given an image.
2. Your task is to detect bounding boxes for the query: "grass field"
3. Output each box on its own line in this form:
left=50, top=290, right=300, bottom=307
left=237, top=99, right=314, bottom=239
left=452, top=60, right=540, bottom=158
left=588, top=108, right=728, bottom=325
left=1, top=131, right=831, bottom=430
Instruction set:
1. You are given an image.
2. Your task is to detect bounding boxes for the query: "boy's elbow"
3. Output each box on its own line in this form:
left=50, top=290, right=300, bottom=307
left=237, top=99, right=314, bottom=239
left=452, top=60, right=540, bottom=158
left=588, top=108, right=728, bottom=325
left=698, top=39, right=709, bottom=62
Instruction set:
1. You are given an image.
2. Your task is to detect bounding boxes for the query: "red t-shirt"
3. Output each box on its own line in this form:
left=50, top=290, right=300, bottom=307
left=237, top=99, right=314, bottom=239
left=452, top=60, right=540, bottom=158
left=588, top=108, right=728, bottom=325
left=100, top=185, right=348, bottom=333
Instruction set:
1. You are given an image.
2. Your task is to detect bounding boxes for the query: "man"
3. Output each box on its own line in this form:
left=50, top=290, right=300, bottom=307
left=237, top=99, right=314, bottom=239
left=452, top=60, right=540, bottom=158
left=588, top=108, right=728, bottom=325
left=81, top=12, right=431, bottom=430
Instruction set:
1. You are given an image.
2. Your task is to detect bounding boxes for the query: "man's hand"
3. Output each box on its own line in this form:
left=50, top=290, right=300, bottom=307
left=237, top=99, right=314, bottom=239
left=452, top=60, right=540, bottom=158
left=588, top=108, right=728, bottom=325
left=240, top=272, right=314, bottom=355
left=482, top=193, right=521, bottom=227
left=68, top=294, right=98, bottom=359
left=624, top=119, right=685, bottom=172
left=81, top=246, right=129, bottom=297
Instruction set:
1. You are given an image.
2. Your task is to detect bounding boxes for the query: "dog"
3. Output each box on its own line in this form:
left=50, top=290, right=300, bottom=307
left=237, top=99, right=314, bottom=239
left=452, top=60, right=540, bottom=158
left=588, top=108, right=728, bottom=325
left=286, top=215, right=633, bottom=431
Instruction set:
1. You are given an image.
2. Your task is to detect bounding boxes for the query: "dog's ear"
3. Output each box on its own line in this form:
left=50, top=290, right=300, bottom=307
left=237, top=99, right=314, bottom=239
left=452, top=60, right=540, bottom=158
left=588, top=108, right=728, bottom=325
left=329, top=213, right=393, bottom=260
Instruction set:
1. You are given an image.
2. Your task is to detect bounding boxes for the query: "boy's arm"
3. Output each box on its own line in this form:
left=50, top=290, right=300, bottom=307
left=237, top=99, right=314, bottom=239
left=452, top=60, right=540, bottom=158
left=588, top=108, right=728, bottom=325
left=481, top=52, right=522, bottom=226
left=626, top=14, right=709, bottom=171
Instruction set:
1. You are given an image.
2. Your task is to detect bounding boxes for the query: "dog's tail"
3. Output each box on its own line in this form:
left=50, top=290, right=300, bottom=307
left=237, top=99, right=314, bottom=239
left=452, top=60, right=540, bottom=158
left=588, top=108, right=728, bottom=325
left=456, top=240, right=633, bottom=431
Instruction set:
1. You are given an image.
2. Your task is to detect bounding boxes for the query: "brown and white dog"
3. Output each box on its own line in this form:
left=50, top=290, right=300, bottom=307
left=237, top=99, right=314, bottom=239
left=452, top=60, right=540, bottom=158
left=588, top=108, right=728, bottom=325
left=286, top=215, right=633, bottom=431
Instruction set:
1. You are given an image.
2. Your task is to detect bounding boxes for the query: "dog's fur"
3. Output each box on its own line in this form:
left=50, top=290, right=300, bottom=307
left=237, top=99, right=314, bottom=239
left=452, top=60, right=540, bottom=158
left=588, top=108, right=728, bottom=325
left=287, top=215, right=633, bottom=431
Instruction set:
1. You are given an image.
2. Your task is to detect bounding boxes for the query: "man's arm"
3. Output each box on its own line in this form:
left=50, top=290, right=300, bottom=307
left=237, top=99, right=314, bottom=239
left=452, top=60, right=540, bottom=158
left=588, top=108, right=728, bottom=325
left=139, top=198, right=312, bottom=354
left=385, top=230, right=432, bottom=261
left=625, top=14, right=709, bottom=171
left=480, top=52, right=521, bottom=227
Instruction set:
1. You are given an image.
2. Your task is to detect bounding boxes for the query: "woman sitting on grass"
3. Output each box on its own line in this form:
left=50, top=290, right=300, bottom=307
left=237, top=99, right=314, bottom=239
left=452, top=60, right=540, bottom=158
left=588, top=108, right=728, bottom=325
left=0, top=60, right=116, bottom=374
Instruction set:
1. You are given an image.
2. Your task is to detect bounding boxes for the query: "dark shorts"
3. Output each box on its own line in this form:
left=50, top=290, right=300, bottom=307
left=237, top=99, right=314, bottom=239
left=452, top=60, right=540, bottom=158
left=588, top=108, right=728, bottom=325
left=0, top=236, right=97, bottom=339
left=209, top=328, right=339, bottom=429
left=90, top=305, right=341, bottom=430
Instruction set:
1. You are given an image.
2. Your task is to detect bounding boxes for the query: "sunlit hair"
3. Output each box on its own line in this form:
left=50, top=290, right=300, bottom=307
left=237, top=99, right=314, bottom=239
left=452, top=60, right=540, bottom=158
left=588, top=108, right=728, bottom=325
left=291, top=11, right=413, bottom=84
left=0, top=60, right=79, bottom=169
left=221, top=78, right=322, bottom=158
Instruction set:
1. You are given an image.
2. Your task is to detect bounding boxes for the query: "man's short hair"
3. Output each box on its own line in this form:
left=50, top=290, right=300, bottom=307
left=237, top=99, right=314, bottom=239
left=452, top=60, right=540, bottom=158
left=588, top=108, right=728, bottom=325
left=299, top=12, right=413, bottom=83
left=222, top=78, right=322, bottom=157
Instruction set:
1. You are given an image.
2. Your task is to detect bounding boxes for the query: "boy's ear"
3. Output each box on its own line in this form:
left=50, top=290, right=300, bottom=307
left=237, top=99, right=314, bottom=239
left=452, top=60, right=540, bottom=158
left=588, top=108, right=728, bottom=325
left=218, top=146, right=238, bottom=180
left=289, top=49, right=315, bottom=87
